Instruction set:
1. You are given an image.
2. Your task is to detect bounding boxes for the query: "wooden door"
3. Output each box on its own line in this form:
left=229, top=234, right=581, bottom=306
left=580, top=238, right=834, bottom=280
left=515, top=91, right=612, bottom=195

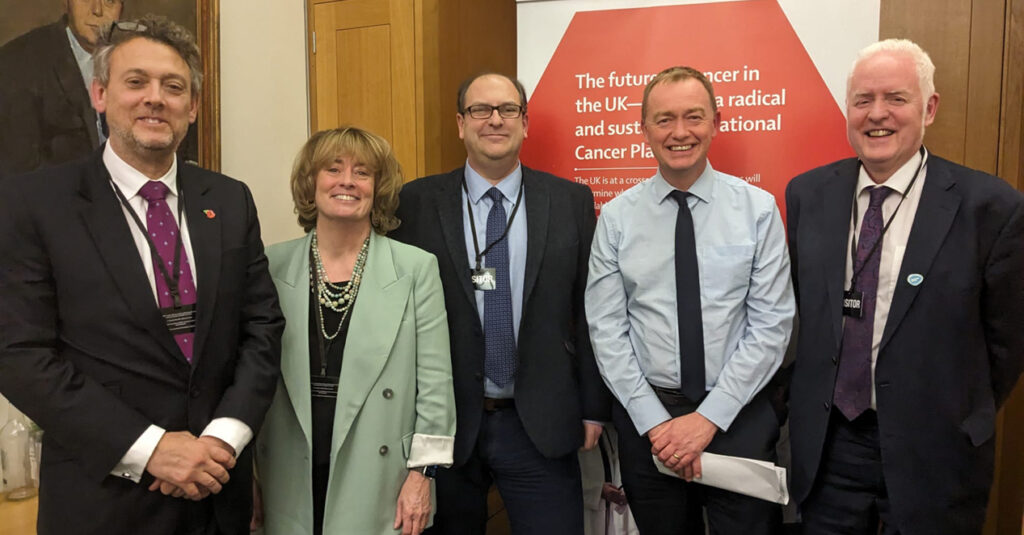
left=310, top=0, right=418, bottom=177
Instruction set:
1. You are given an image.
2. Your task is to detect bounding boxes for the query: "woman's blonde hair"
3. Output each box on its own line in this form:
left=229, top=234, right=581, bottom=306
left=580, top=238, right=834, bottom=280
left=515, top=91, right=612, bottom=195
left=290, top=126, right=403, bottom=234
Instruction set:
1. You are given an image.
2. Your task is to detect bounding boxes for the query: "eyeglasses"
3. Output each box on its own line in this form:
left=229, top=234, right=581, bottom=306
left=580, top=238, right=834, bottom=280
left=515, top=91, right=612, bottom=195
left=462, top=104, right=525, bottom=120
left=102, top=21, right=148, bottom=42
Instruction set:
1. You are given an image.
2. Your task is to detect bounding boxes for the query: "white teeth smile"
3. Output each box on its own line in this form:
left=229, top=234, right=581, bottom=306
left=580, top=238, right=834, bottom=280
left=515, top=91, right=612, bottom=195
left=332, top=194, right=357, bottom=201
left=867, top=129, right=893, bottom=137
left=669, top=144, right=694, bottom=151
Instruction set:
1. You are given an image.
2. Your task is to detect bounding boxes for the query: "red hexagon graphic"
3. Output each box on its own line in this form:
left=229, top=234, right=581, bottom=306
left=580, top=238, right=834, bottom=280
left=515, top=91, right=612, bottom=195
left=520, top=0, right=855, bottom=221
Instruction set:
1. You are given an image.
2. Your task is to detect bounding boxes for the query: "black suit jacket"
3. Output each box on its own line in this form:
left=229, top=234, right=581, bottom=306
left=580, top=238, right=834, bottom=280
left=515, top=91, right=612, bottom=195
left=786, top=154, right=1024, bottom=534
left=0, top=150, right=284, bottom=535
left=391, top=166, right=611, bottom=465
left=0, top=16, right=99, bottom=176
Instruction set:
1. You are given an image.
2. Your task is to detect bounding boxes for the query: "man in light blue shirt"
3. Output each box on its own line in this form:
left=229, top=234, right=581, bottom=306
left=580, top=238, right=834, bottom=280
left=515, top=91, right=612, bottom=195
left=0, top=0, right=122, bottom=174
left=586, top=66, right=795, bottom=535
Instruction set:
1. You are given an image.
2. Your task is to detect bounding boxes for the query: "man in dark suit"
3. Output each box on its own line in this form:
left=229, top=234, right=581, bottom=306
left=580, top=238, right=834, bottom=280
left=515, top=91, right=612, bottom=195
left=0, top=0, right=124, bottom=175
left=786, top=38, right=1024, bottom=535
left=391, top=73, right=610, bottom=534
left=0, top=16, right=283, bottom=535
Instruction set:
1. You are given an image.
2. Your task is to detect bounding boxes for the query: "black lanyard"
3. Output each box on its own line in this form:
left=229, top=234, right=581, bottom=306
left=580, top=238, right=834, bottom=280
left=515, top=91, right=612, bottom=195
left=110, top=175, right=187, bottom=308
left=308, top=245, right=332, bottom=376
left=848, top=147, right=927, bottom=291
left=463, top=177, right=523, bottom=272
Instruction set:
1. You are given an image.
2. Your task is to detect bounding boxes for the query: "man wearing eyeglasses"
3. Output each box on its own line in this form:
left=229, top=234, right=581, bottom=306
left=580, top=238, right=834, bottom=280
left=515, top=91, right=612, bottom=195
left=392, top=73, right=611, bottom=534
left=0, top=15, right=283, bottom=535
left=0, top=0, right=124, bottom=175
left=585, top=66, right=794, bottom=534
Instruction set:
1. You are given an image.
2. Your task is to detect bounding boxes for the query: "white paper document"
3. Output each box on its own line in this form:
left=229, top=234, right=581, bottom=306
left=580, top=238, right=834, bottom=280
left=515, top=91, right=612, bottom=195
left=652, top=452, right=789, bottom=505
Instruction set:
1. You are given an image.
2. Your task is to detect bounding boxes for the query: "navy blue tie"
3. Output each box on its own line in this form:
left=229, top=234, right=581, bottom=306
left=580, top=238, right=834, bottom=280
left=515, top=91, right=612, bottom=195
left=669, top=190, right=706, bottom=401
left=483, top=187, right=516, bottom=386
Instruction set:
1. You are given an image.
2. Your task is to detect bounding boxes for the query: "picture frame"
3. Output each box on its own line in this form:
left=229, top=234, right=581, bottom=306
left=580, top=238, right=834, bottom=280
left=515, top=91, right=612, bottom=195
left=0, top=0, right=220, bottom=172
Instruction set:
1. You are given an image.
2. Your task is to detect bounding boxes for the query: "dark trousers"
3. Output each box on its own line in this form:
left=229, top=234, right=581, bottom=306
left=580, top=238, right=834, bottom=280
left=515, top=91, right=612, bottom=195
left=800, top=410, right=899, bottom=535
left=613, top=391, right=781, bottom=535
left=425, top=405, right=584, bottom=535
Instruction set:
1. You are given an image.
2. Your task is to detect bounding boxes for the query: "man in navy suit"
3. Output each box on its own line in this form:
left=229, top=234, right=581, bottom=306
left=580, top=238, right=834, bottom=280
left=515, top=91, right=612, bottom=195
left=0, top=0, right=124, bottom=174
left=392, top=73, right=610, bottom=534
left=786, top=38, right=1024, bottom=534
left=0, top=16, right=283, bottom=535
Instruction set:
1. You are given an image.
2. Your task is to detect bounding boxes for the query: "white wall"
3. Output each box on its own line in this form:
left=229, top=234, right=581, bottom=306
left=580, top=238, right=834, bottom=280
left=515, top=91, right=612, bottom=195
left=220, top=0, right=310, bottom=247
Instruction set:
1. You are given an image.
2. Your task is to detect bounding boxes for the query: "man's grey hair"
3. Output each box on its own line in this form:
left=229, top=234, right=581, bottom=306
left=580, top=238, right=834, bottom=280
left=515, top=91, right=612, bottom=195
left=848, top=38, right=935, bottom=100
left=93, top=14, right=203, bottom=96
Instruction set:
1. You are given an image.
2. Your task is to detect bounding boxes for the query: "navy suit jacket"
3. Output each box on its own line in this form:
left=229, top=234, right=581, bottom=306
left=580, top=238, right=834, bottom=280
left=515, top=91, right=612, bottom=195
left=786, top=154, right=1024, bottom=534
left=0, top=149, right=284, bottom=535
left=391, top=166, right=611, bottom=465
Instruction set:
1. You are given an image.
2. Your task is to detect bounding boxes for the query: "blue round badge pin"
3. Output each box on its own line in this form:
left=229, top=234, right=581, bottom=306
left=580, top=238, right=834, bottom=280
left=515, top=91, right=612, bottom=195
left=906, top=273, right=924, bottom=286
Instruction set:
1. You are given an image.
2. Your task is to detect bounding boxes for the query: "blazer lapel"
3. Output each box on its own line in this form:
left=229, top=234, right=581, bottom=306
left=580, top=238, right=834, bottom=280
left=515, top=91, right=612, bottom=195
left=274, top=234, right=314, bottom=450
left=879, top=159, right=960, bottom=350
left=52, top=38, right=99, bottom=148
left=77, top=152, right=181, bottom=360
left=436, top=169, right=476, bottom=308
left=822, top=160, right=859, bottom=349
left=521, top=168, right=549, bottom=309
left=330, top=233, right=410, bottom=462
left=180, top=163, right=221, bottom=364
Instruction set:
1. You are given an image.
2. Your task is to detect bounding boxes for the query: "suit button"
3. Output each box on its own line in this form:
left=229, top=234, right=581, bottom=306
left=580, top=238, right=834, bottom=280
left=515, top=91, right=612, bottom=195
left=474, top=373, right=483, bottom=382
left=831, top=355, right=838, bottom=364
left=823, top=401, right=831, bottom=411
left=379, top=445, right=389, bottom=456
left=383, top=388, right=394, bottom=399
left=190, top=388, right=200, bottom=398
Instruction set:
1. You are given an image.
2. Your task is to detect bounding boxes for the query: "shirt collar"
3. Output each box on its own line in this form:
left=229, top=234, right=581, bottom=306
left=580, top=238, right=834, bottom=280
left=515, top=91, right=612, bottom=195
left=463, top=160, right=523, bottom=204
left=651, top=161, right=716, bottom=205
left=65, top=26, right=94, bottom=85
left=856, top=147, right=927, bottom=198
left=103, top=142, right=179, bottom=201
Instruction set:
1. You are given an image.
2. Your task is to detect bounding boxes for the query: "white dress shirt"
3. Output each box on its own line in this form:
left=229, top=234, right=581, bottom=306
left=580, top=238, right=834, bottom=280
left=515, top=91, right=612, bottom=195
left=845, top=149, right=927, bottom=409
left=103, top=143, right=252, bottom=482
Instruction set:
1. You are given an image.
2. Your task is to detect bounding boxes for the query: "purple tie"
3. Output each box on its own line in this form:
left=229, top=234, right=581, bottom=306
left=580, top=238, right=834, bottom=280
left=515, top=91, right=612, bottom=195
left=834, top=186, right=892, bottom=420
left=138, top=181, right=197, bottom=362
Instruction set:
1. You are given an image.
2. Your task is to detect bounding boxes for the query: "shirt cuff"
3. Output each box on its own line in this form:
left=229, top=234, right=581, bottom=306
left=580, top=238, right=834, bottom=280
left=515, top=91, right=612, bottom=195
left=406, top=433, right=454, bottom=468
left=626, top=390, right=673, bottom=436
left=696, top=388, right=744, bottom=432
left=111, top=424, right=165, bottom=483
left=201, top=417, right=253, bottom=456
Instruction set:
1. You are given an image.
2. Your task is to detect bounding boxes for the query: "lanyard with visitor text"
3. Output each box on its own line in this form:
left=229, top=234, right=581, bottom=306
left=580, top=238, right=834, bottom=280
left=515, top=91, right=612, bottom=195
left=110, top=175, right=187, bottom=308
left=466, top=176, right=524, bottom=274
left=847, top=146, right=927, bottom=293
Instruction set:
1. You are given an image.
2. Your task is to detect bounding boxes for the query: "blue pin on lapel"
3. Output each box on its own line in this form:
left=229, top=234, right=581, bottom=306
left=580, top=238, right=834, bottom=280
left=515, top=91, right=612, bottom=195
left=906, top=273, right=924, bottom=286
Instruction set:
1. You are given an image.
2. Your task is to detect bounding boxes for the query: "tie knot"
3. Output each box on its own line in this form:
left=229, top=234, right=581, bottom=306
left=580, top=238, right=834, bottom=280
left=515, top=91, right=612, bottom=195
left=138, top=181, right=171, bottom=203
left=669, top=189, right=690, bottom=207
left=486, top=187, right=504, bottom=204
left=868, top=186, right=892, bottom=208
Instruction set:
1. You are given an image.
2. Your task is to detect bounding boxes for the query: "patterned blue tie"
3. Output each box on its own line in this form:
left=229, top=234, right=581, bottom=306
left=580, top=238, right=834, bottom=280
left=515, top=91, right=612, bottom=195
left=835, top=186, right=892, bottom=420
left=483, top=187, right=516, bottom=387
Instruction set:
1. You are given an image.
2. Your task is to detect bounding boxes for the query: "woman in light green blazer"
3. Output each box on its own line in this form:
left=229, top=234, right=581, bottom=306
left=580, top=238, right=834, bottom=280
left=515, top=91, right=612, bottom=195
left=255, top=127, right=455, bottom=535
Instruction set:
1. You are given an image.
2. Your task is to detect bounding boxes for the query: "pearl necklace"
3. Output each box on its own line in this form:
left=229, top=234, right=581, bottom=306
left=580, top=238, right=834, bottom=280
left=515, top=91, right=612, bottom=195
left=311, top=229, right=370, bottom=340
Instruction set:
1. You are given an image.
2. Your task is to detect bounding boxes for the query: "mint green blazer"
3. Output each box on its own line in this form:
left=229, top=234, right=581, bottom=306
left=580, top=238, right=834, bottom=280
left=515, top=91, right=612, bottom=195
left=256, top=231, right=455, bottom=534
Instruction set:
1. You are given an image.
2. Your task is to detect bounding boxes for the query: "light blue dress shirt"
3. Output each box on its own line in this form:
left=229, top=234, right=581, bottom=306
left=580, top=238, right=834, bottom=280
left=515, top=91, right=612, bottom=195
left=461, top=162, right=527, bottom=398
left=65, top=26, right=106, bottom=143
left=586, top=163, right=795, bottom=434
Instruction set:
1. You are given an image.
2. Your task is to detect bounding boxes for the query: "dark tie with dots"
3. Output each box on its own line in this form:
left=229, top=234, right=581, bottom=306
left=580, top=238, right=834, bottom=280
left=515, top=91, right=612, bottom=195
left=669, top=190, right=706, bottom=401
left=138, top=181, right=198, bottom=363
left=834, top=186, right=892, bottom=420
left=483, top=187, right=516, bottom=387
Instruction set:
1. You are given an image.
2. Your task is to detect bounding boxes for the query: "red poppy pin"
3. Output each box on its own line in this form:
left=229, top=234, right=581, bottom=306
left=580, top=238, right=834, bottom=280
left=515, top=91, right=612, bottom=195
left=203, top=209, right=216, bottom=219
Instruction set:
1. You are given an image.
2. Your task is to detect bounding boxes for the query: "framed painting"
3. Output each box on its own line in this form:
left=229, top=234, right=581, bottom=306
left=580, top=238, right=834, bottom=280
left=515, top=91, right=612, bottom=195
left=0, top=0, right=220, bottom=173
